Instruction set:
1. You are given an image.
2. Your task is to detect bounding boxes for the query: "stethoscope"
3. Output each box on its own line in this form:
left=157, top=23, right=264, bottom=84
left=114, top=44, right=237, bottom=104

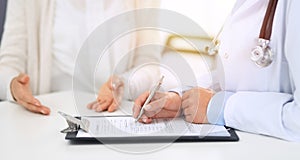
left=206, top=0, right=279, bottom=68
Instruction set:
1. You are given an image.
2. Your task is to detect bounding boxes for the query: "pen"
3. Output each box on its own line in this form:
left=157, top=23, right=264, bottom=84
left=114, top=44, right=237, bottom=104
left=136, top=76, right=164, bottom=121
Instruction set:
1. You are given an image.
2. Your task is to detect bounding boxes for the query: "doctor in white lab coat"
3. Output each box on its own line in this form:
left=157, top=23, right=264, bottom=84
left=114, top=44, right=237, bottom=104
left=133, top=0, right=300, bottom=141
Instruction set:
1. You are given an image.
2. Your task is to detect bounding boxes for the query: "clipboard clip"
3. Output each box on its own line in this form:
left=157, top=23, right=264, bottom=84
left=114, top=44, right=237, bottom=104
left=58, top=111, right=90, bottom=133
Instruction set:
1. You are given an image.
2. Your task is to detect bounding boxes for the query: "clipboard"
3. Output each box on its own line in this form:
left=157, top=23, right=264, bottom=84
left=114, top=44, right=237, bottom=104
left=59, top=112, right=239, bottom=144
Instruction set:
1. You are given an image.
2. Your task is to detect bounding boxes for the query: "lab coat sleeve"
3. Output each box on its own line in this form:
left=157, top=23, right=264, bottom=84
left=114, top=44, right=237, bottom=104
left=207, top=91, right=234, bottom=126
left=121, top=0, right=162, bottom=100
left=0, top=0, right=27, bottom=101
left=223, top=92, right=297, bottom=141
left=211, top=0, right=300, bottom=142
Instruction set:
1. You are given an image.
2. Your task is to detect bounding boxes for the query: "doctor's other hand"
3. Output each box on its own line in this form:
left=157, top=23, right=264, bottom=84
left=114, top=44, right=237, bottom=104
left=133, top=91, right=182, bottom=124
left=182, top=88, right=214, bottom=124
left=10, top=73, right=51, bottom=115
left=87, top=75, right=124, bottom=112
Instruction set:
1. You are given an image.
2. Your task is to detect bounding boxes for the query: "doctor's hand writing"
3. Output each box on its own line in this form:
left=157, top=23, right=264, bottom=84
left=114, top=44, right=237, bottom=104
left=182, top=88, right=214, bottom=124
left=87, top=75, right=124, bottom=112
left=10, top=73, right=51, bottom=115
left=133, top=91, right=182, bottom=124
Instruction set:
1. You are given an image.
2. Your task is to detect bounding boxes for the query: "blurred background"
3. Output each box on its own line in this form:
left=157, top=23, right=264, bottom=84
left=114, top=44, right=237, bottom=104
left=161, top=0, right=236, bottom=36
left=0, top=0, right=235, bottom=44
left=159, top=0, right=236, bottom=90
left=0, top=0, right=236, bottom=90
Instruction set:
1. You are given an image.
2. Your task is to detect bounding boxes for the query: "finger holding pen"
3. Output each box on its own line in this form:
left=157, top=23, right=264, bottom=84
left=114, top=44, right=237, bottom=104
left=133, top=76, right=164, bottom=123
left=133, top=92, right=166, bottom=123
left=133, top=91, right=181, bottom=123
left=140, top=92, right=167, bottom=117
left=133, top=91, right=153, bottom=123
left=133, top=91, right=149, bottom=118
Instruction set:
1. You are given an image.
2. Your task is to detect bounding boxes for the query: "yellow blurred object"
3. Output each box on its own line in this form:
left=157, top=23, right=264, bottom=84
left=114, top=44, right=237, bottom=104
left=164, top=34, right=214, bottom=55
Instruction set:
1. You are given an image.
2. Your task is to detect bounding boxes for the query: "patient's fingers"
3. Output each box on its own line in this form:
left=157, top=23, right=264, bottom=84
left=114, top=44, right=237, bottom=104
left=87, top=101, right=97, bottom=109
left=19, top=100, right=50, bottom=115
left=95, top=98, right=112, bottom=112
left=94, top=102, right=103, bottom=111
left=107, top=101, right=117, bottom=112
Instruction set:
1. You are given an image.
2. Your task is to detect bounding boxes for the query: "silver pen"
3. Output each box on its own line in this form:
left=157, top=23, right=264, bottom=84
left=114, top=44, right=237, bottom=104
left=136, top=76, right=164, bottom=121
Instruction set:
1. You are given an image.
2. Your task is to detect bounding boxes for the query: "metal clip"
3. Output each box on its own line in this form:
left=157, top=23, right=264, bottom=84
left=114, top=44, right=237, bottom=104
left=58, top=111, right=90, bottom=133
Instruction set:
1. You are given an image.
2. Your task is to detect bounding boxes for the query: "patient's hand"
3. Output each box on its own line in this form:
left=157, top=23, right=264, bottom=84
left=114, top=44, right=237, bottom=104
left=87, top=76, right=124, bottom=112
left=10, top=73, right=51, bottom=115
left=133, top=91, right=182, bottom=123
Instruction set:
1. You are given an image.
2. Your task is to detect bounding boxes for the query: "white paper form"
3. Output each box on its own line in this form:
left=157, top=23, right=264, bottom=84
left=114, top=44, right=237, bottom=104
left=76, top=116, right=230, bottom=138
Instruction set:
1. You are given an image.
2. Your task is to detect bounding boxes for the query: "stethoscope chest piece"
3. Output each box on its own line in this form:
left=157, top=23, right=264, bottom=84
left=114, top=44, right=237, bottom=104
left=251, top=38, right=273, bottom=68
left=206, top=0, right=278, bottom=68
left=250, top=0, right=278, bottom=68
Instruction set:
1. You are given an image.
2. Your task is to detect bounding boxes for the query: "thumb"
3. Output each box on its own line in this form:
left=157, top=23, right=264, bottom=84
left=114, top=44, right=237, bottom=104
left=17, top=74, right=30, bottom=84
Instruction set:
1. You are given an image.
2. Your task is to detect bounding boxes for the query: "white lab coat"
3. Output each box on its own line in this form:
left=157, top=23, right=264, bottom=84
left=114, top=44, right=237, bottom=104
left=215, top=0, right=300, bottom=141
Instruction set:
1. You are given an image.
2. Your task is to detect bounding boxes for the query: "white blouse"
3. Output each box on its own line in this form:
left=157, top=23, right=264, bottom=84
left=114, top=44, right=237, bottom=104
left=52, top=0, right=105, bottom=92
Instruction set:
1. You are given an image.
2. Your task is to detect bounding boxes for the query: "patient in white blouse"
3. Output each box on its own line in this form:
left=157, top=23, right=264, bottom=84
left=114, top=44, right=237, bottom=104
left=0, top=0, right=161, bottom=115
